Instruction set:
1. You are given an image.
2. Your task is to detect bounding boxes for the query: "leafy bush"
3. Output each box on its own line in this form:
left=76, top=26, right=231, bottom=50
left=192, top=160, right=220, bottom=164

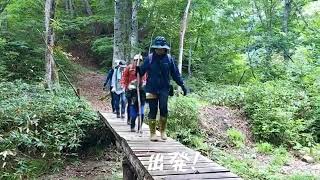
left=193, top=79, right=319, bottom=147
left=226, top=128, right=245, bottom=148
left=0, top=39, right=44, bottom=82
left=198, top=85, right=246, bottom=107
left=167, top=96, right=205, bottom=148
left=244, top=80, right=314, bottom=147
left=91, top=37, right=113, bottom=66
left=0, top=81, right=99, bottom=178
left=256, top=142, right=273, bottom=154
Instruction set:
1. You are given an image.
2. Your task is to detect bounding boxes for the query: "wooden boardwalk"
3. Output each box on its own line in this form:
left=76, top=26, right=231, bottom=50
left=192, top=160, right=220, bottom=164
left=100, top=112, right=242, bottom=180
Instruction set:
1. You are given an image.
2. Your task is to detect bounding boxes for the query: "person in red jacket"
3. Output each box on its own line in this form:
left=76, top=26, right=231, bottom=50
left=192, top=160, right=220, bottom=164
left=121, top=54, right=147, bottom=132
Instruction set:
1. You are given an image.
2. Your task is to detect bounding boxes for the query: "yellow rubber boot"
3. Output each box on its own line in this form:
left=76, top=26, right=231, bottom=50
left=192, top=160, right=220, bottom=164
left=149, top=120, right=158, bottom=141
left=159, top=117, right=167, bottom=140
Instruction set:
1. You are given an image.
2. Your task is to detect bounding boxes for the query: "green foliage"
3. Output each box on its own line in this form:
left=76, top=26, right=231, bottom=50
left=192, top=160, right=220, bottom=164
left=167, top=96, right=206, bottom=148
left=195, top=79, right=319, bottom=147
left=198, top=85, right=246, bottom=107
left=0, top=81, right=99, bottom=178
left=91, top=37, right=113, bottom=66
left=0, top=39, right=44, bottom=82
left=54, top=48, right=88, bottom=81
left=226, top=128, right=245, bottom=148
left=208, top=145, right=299, bottom=180
left=256, top=142, right=274, bottom=154
left=286, top=174, right=319, bottom=180
left=244, top=80, right=314, bottom=147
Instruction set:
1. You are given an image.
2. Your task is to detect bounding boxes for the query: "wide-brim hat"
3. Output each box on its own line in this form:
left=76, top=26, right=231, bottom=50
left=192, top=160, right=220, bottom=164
left=151, top=36, right=170, bottom=50
left=151, top=44, right=170, bottom=50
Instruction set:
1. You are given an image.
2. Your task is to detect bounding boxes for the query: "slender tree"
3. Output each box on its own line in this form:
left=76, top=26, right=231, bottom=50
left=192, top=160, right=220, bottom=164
left=82, top=0, right=93, bottom=15
left=282, top=0, right=291, bottom=61
left=178, top=0, right=192, bottom=74
left=68, top=0, right=74, bottom=17
left=44, top=0, right=59, bottom=90
left=113, top=0, right=125, bottom=66
left=130, top=0, right=140, bottom=58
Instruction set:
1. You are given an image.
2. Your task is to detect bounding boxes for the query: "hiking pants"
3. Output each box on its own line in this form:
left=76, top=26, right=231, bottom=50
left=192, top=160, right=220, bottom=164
left=130, top=104, right=145, bottom=129
left=148, top=92, right=168, bottom=119
left=114, top=92, right=126, bottom=115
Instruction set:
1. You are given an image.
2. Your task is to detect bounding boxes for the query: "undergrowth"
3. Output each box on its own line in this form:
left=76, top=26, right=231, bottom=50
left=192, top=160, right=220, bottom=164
left=168, top=95, right=319, bottom=180
left=0, top=81, right=102, bottom=179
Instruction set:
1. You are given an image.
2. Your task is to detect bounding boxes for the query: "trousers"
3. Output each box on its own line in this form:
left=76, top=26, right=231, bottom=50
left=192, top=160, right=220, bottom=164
left=147, top=92, right=168, bottom=119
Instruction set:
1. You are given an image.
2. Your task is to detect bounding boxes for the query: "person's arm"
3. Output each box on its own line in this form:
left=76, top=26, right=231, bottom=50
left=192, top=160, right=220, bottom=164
left=169, top=58, right=184, bottom=87
left=121, top=66, right=130, bottom=90
left=170, top=58, right=188, bottom=95
left=104, top=69, right=113, bottom=87
left=138, top=56, right=150, bottom=76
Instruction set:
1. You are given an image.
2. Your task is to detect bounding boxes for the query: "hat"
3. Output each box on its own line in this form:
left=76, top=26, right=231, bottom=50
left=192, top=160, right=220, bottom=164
left=114, top=60, right=126, bottom=68
left=133, top=54, right=143, bottom=60
left=118, top=60, right=126, bottom=65
left=151, top=36, right=170, bottom=50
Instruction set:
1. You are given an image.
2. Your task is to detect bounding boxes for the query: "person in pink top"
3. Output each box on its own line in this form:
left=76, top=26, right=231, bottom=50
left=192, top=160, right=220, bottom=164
left=121, top=54, right=147, bottom=132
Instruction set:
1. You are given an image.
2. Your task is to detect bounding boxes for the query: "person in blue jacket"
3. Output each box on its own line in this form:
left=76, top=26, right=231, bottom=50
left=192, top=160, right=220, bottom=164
left=137, top=36, right=188, bottom=141
left=103, top=68, right=116, bottom=113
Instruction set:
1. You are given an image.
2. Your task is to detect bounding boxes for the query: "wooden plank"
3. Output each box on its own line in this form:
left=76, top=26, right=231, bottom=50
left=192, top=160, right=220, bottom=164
left=153, top=172, right=239, bottom=180
left=140, top=160, right=218, bottom=167
left=188, top=179, right=242, bottom=180
left=100, top=112, right=242, bottom=180
left=100, top=113, right=153, bottom=180
left=149, top=166, right=229, bottom=176
left=144, top=162, right=227, bottom=171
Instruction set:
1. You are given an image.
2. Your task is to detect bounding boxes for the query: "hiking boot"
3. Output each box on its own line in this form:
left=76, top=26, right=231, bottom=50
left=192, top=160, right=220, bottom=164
left=149, top=120, right=158, bottom=141
left=130, top=128, right=136, bottom=132
left=121, top=114, right=125, bottom=119
left=116, top=113, right=120, bottom=118
left=159, top=117, right=167, bottom=141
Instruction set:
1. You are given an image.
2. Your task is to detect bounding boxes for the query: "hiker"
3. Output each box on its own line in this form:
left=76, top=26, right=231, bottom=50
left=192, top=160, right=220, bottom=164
left=136, top=36, right=188, bottom=141
left=121, top=54, right=147, bottom=131
left=111, top=60, right=126, bottom=118
left=103, top=67, right=116, bottom=114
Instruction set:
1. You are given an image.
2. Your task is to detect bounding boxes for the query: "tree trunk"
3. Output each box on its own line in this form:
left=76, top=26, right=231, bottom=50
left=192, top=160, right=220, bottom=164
left=0, top=9, right=8, bottom=32
left=113, top=0, right=125, bottom=66
left=282, top=0, right=291, bottom=61
left=188, top=44, right=192, bottom=77
left=282, top=0, right=291, bottom=34
left=130, top=0, right=140, bottom=58
left=64, top=0, right=69, bottom=11
left=124, top=0, right=132, bottom=63
left=178, top=0, right=192, bottom=74
left=45, top=0, right=59, bottom=90
left=68, top=0, right=74, bottom=17
left=82, top=0, right=93, bottom=15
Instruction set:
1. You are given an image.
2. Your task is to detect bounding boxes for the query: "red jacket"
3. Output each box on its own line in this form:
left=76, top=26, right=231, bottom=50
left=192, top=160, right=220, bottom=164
left=121, top=64, right=147, bottom=90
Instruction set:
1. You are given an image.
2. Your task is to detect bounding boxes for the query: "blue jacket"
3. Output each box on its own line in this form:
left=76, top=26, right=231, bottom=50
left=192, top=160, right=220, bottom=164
left=104, top=68, right=114, bottom=88
left=140, top=53, right=184, bottom=94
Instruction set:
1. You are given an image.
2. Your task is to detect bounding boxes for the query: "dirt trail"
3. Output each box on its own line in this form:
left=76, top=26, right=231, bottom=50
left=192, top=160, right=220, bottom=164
left=75, top=71, right=111, bottom=112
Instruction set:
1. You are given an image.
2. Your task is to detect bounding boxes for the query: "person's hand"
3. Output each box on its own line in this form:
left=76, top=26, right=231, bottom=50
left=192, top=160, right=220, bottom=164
left=181, top=85, right=188, bottom=96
